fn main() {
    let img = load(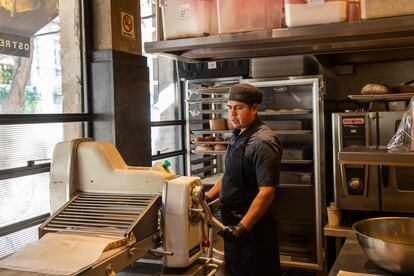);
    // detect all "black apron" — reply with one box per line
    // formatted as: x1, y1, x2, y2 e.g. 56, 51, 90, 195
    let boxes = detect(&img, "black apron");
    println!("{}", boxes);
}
220, 128, 280, 276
